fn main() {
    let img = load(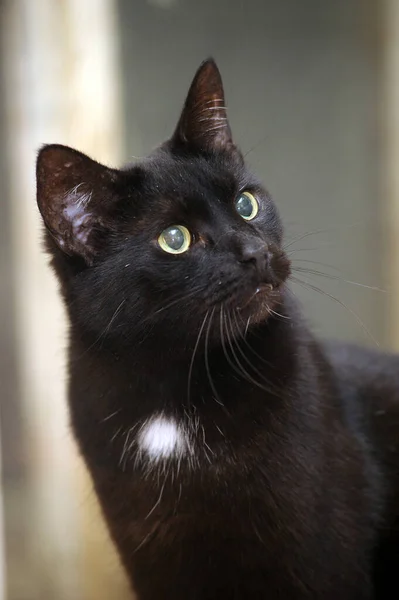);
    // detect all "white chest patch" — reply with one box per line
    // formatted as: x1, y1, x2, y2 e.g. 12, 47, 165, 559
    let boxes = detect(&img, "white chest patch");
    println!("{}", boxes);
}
138, 415, 189, 463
